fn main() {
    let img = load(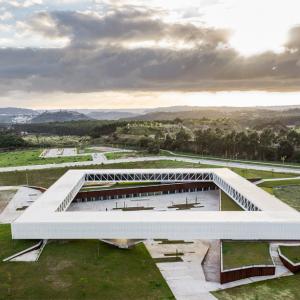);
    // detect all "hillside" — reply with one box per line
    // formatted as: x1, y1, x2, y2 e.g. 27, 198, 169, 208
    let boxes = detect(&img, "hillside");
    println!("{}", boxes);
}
125, 107, 300, 126
31, 111, 92, 123
87, 111, 138, 120
0, 107, 36, 115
